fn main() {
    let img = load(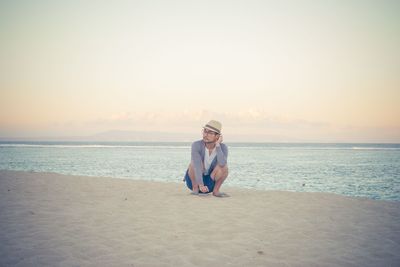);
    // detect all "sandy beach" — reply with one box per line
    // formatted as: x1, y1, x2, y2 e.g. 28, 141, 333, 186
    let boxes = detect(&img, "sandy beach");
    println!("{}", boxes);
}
0, 170, 399, 267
